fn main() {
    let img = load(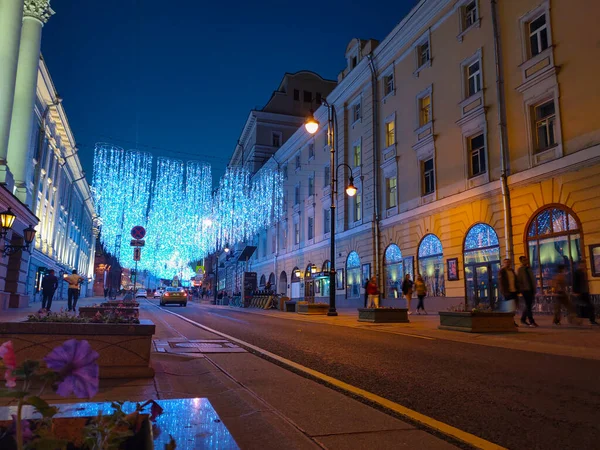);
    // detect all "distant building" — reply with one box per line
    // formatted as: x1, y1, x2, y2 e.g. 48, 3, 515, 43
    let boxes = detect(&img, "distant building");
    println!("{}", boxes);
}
223, 0, 600, 310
